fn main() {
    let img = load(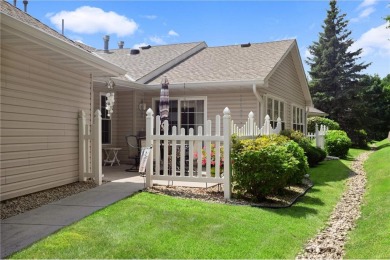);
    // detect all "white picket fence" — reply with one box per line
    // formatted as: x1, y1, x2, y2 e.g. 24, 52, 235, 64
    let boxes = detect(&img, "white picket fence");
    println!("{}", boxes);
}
79, 110, 102, 185
307, 124, 328, 150
145, 107, 232, 199
232, 112, 282, 137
